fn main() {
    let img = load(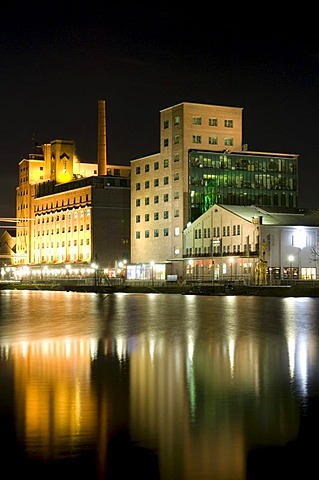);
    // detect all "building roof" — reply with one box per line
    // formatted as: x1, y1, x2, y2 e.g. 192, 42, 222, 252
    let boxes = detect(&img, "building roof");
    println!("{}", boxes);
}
220, 205, 319, 226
